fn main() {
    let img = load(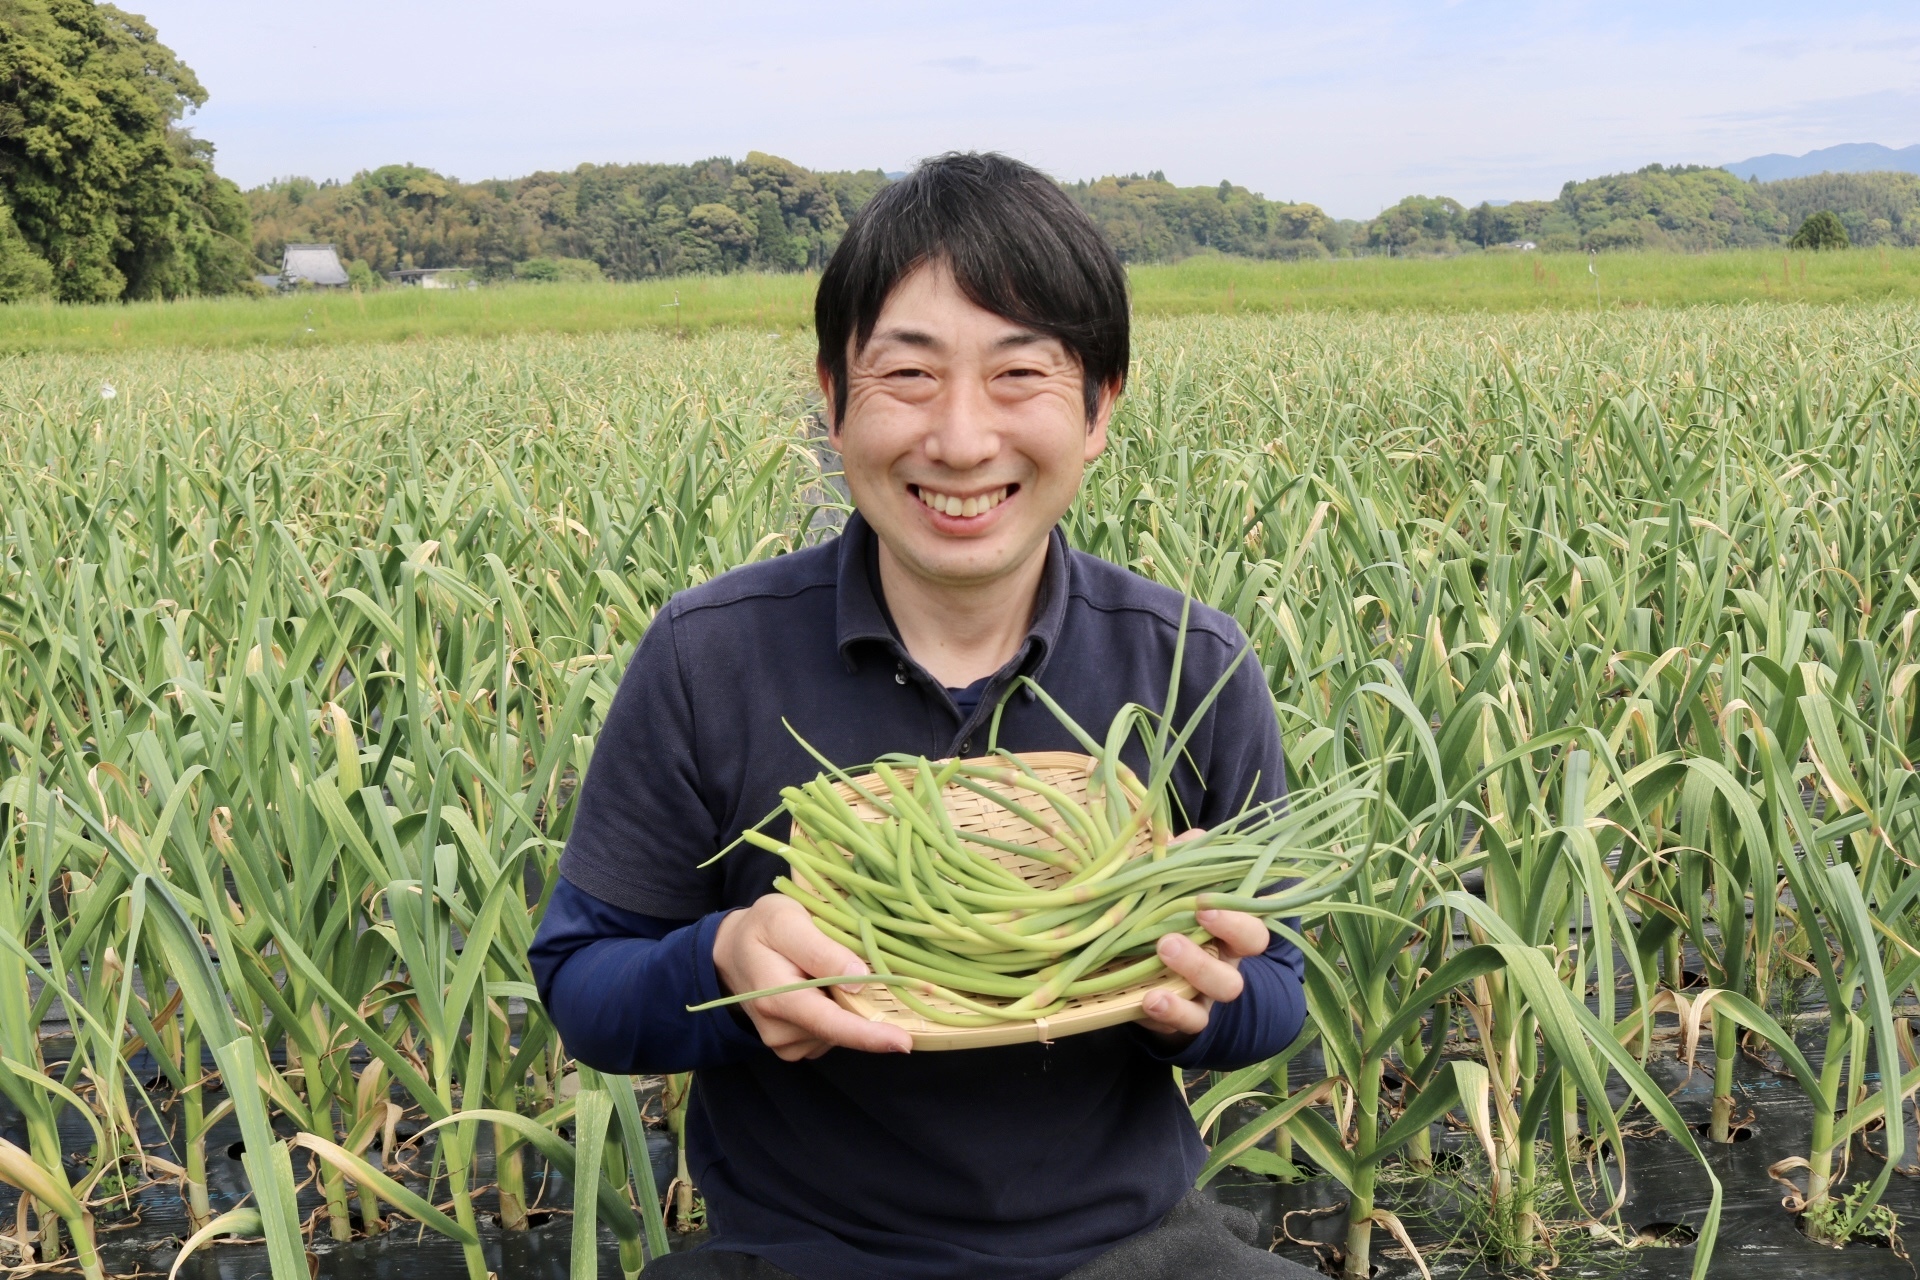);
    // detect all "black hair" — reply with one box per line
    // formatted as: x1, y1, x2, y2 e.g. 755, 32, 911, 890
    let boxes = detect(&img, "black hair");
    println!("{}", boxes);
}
814, 152, 1129, 426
